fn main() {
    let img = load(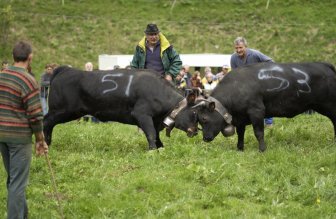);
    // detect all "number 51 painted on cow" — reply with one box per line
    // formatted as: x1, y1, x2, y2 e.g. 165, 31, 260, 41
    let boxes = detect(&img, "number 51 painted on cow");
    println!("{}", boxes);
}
101, 73, 134, 97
